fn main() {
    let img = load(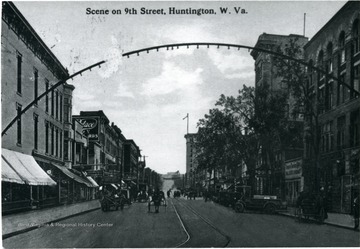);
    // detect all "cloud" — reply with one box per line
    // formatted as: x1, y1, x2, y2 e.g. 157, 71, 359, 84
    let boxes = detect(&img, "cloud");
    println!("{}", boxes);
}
97, 35, 123, 79
141, 61, 203, 96
207, 49, 254, 79
116, 83, 135, 98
